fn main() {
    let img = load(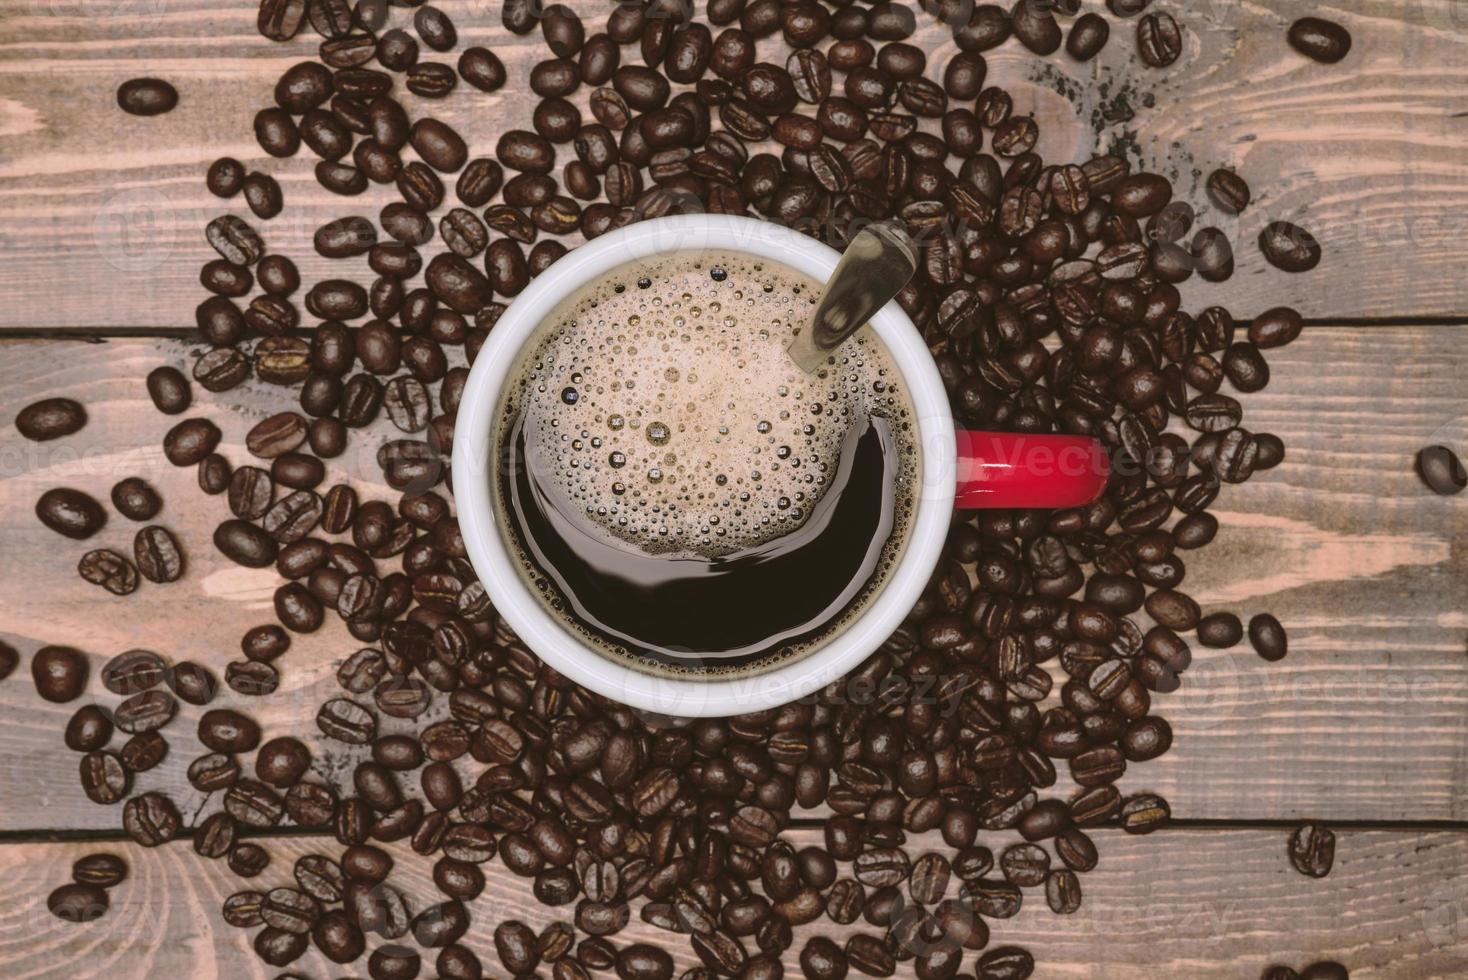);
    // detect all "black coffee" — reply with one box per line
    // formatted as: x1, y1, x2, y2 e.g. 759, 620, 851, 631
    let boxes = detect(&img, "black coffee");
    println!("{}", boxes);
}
493, 252, 918, 678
